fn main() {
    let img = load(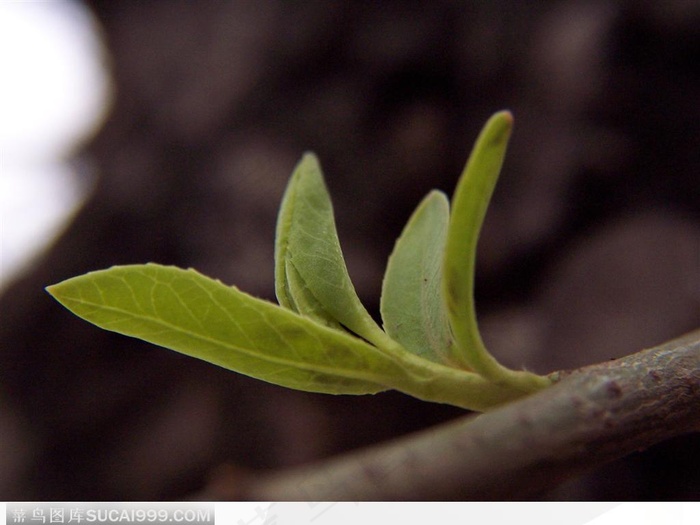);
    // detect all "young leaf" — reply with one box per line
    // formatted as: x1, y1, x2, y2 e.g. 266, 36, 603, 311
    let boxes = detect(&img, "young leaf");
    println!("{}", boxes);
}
443, 111, 549, 391
274, 156, 302, 311
46, 113, 558, 411
47, 264, 532, 411
275, 154, 345, 332
380, 191, 453, 365
274, 153, 387, 346
47, 264, 393, 395
284, 258, 343, 330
